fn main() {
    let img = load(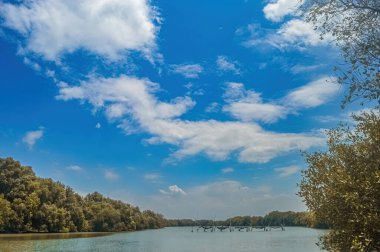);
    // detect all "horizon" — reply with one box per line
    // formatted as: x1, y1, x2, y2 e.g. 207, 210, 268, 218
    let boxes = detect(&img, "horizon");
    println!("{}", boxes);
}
0, 0, 364, 219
